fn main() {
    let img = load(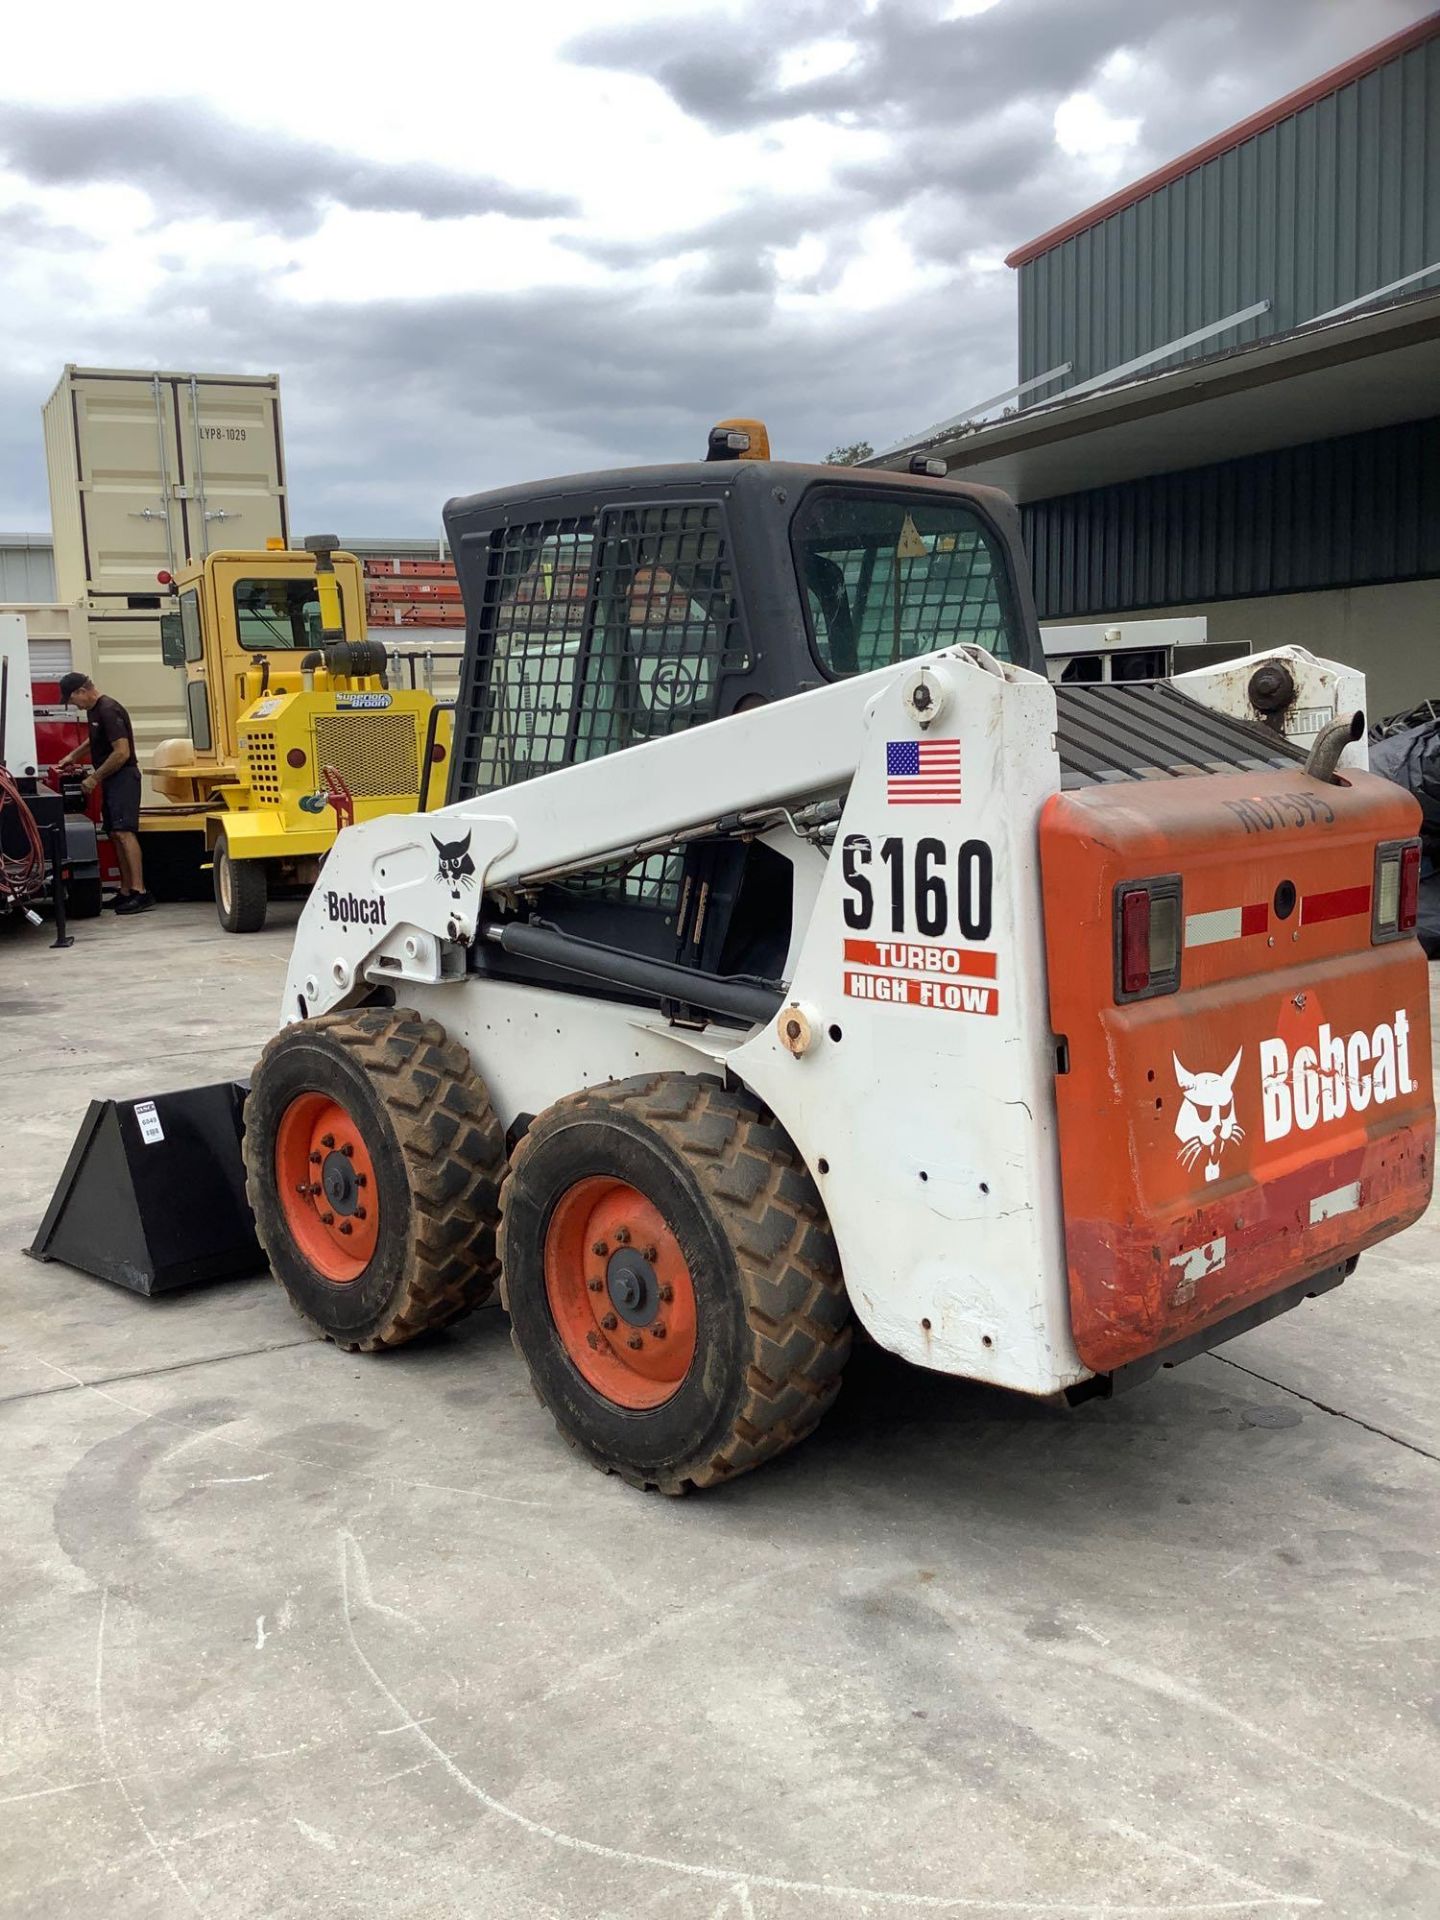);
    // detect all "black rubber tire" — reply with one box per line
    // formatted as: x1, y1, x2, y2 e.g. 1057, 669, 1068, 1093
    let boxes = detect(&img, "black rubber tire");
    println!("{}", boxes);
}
214, 834, 268, 933
64, 877, 103, 919
244, 1008, 506, 1350
500, 1073, 851, 1493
